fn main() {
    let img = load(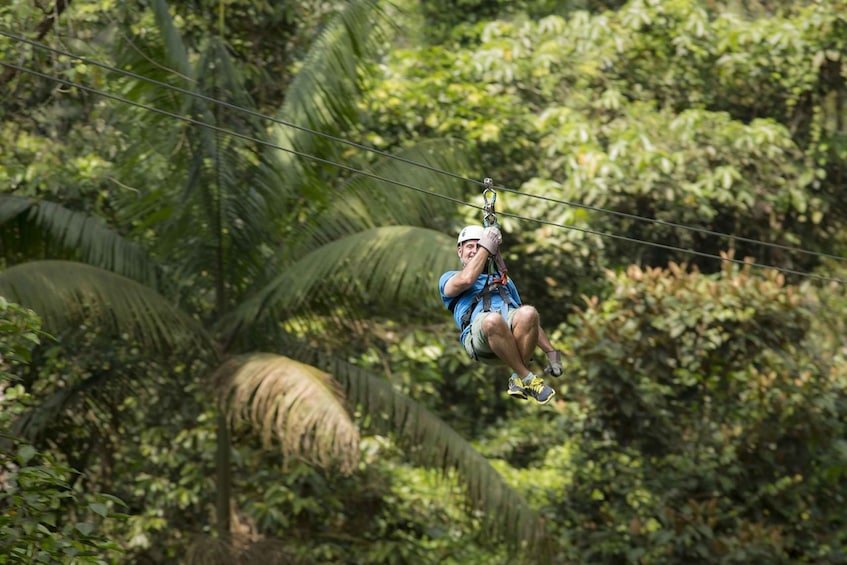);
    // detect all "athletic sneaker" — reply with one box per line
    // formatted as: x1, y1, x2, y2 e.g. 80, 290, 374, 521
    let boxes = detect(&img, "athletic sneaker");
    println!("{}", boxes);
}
507, 373, 528, 400
522, 373, 556, 405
